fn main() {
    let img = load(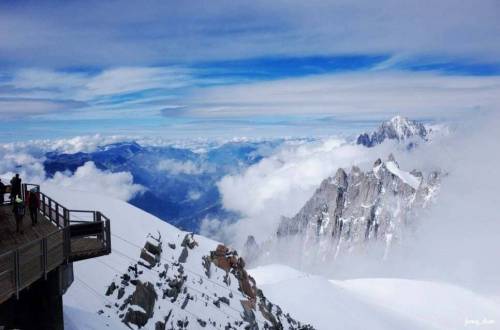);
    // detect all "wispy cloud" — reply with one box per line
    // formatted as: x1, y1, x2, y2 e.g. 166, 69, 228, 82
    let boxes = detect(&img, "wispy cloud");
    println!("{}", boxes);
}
0, 98, 87, 118
182, 71, 500, 121
0, 1, 499, 139
0, 66, 194, 118
0, 1, 499, 67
